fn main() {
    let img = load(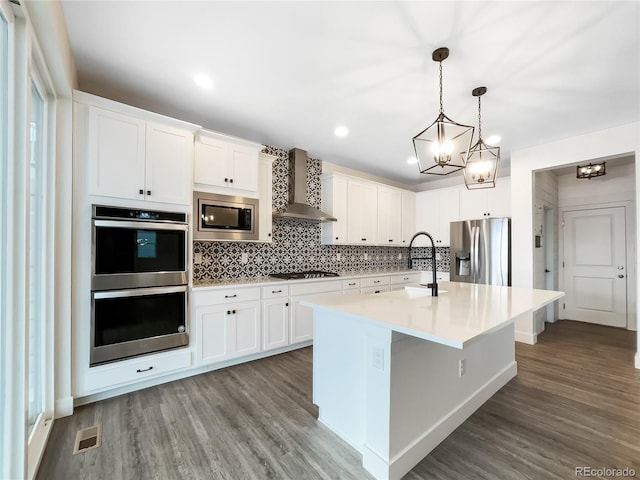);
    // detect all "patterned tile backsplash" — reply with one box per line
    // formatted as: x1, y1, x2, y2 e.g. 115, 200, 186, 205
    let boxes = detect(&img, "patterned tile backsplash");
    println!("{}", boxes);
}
192, 145, 450, 281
